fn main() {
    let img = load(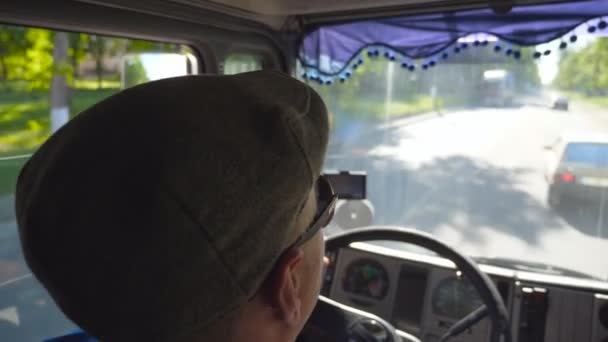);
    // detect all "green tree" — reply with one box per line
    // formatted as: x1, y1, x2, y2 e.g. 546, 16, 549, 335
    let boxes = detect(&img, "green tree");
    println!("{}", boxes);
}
68, 33, 89, 80
0, 27, 55, 90
0, 25, 27, 84
89, 35, 107, 89
555, 38, 608, 96
22, 28, 54, 90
